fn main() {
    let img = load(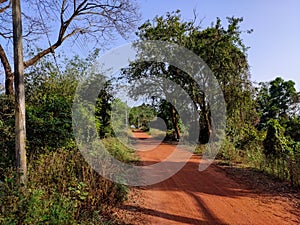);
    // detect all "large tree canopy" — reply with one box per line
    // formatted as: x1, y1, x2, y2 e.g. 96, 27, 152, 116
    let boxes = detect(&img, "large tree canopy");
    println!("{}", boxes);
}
122, 11, 253, 143
256, 77, 298, 128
